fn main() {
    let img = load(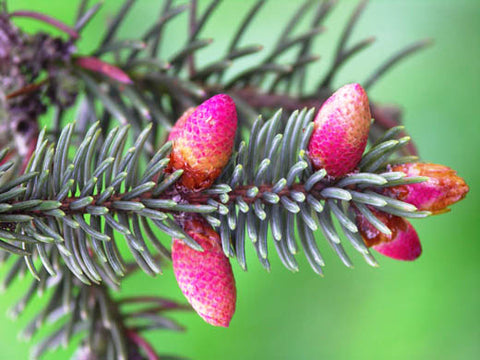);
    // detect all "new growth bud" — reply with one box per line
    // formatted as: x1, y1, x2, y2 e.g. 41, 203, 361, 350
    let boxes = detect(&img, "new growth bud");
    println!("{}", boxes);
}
384, 163, 469, 214
172, 218, 236, 327
356, 208, 422, 261
308, 83, 371, 177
